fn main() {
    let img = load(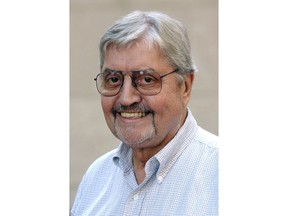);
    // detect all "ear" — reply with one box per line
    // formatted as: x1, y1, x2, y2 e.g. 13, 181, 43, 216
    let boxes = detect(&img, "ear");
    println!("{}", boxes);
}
182, 73, 194, 106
